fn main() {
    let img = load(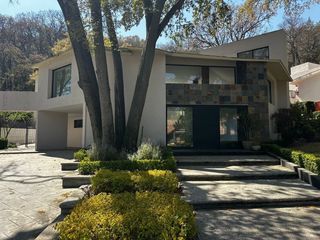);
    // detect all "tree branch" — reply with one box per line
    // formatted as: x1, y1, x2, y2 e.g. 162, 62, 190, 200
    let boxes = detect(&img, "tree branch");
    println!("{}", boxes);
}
157, 0, 185, 37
